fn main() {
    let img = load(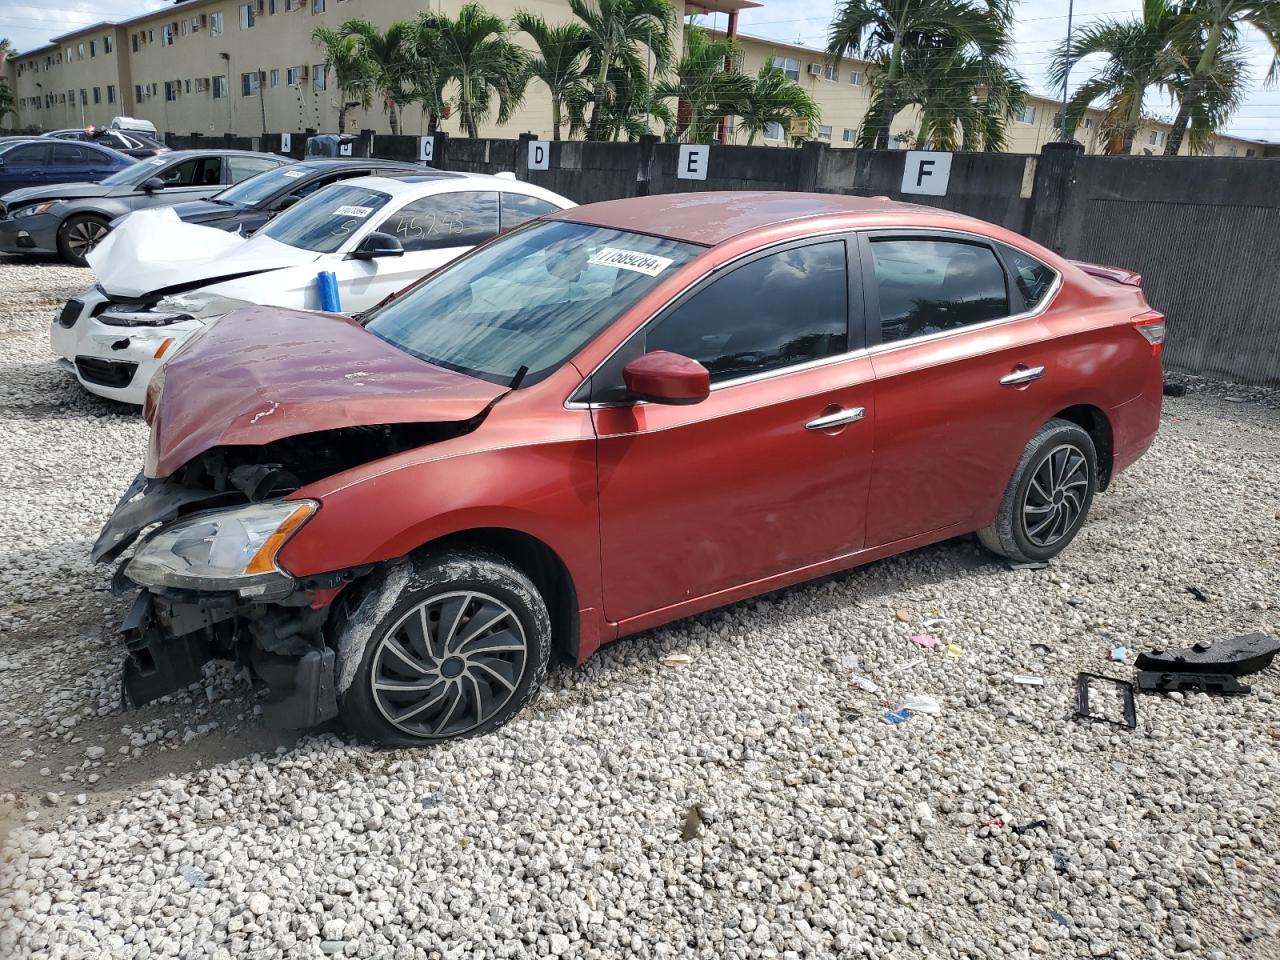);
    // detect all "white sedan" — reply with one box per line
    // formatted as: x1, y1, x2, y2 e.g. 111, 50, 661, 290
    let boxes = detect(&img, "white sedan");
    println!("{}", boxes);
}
49, 171, 575, 404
